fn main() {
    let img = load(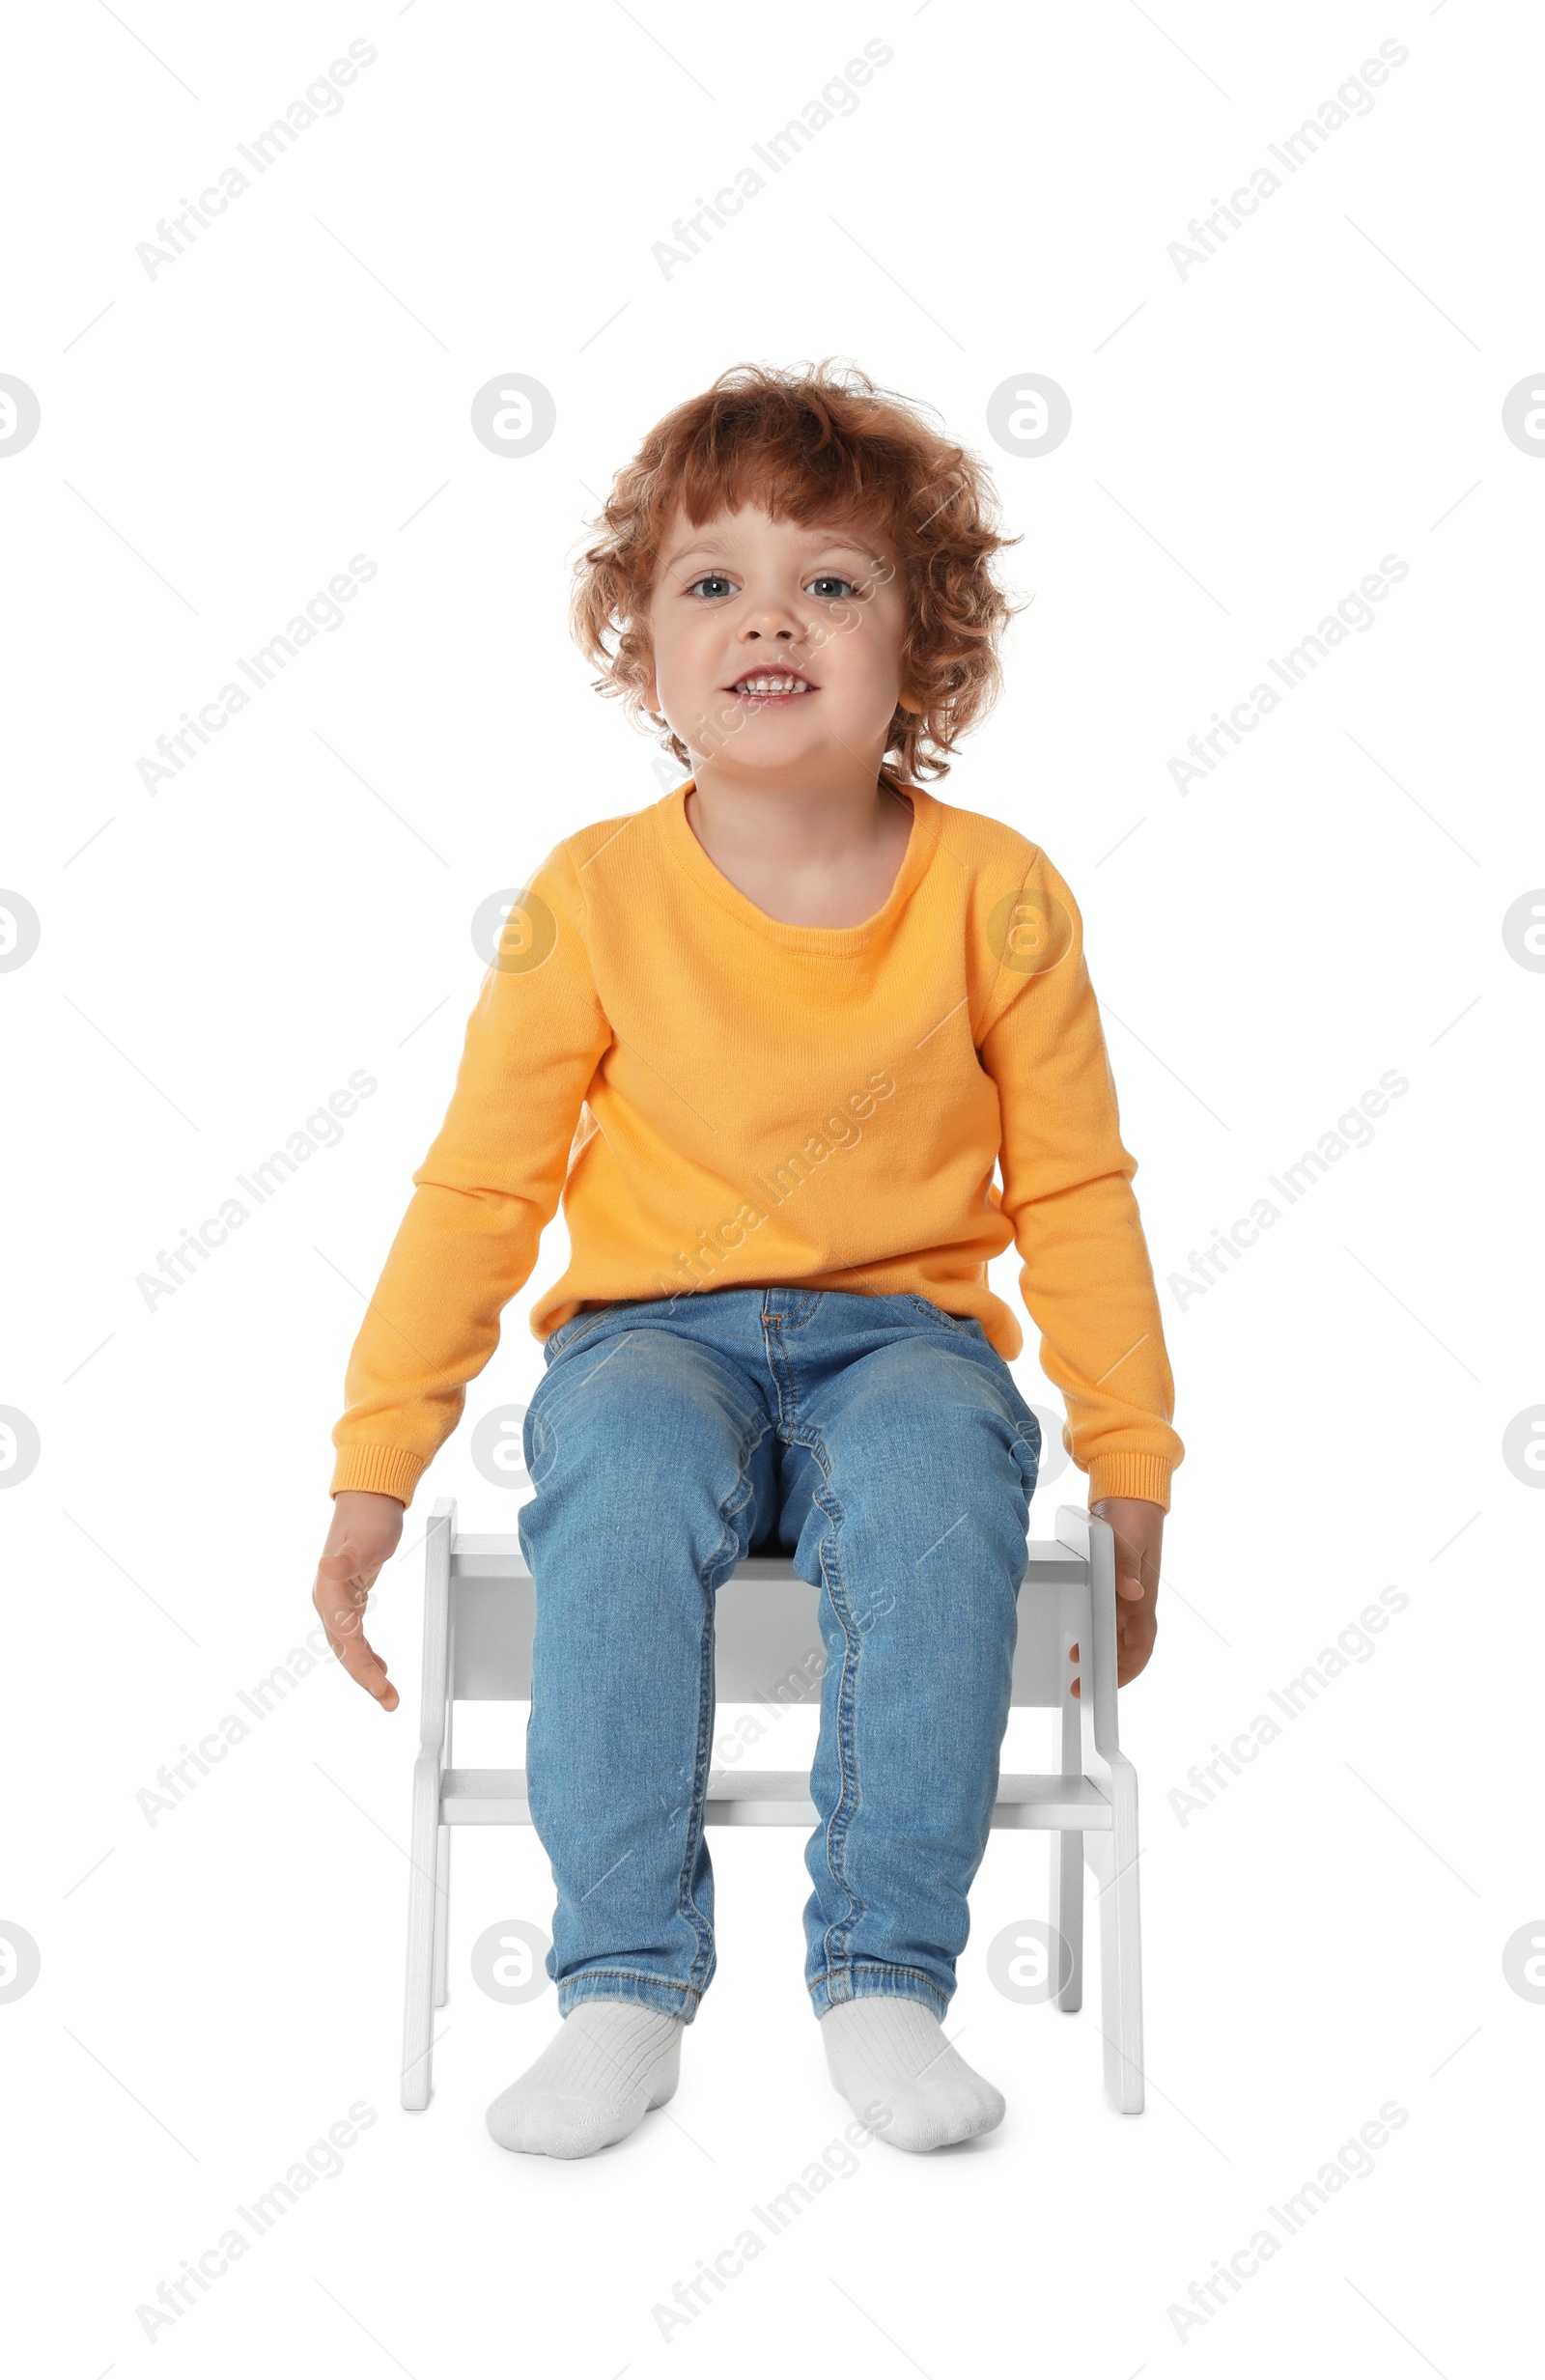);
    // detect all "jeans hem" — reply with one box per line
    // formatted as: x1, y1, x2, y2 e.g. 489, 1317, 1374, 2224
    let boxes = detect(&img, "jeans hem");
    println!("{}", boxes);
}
807, 1962, 950, 2021
555, 1970, 706, 2022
